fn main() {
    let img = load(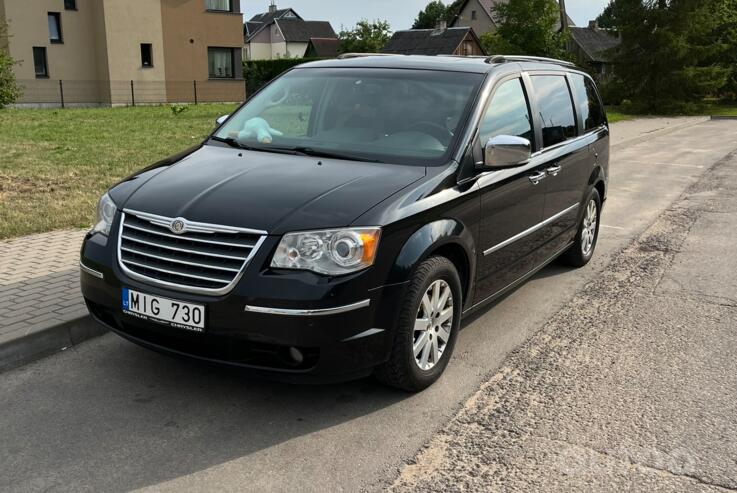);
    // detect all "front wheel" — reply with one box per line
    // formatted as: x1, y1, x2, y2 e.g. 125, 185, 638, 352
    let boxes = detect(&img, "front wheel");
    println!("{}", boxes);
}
375, 256, 462, 392
560, 189, 601, 268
